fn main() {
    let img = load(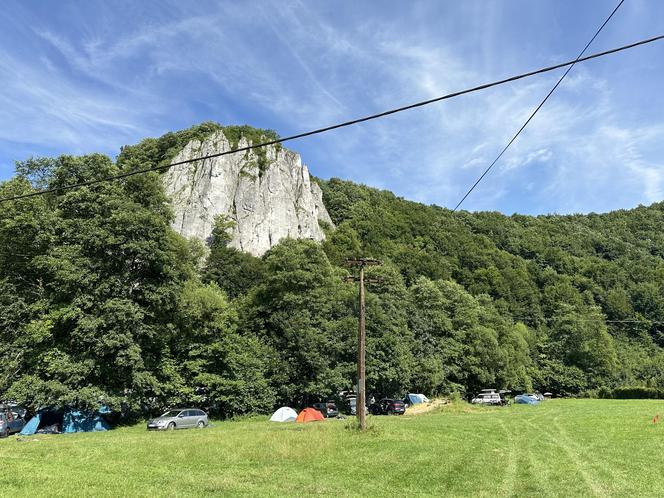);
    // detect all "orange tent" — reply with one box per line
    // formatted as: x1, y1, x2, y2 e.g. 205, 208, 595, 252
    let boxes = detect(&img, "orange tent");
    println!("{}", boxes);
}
295, 407, 325, 423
